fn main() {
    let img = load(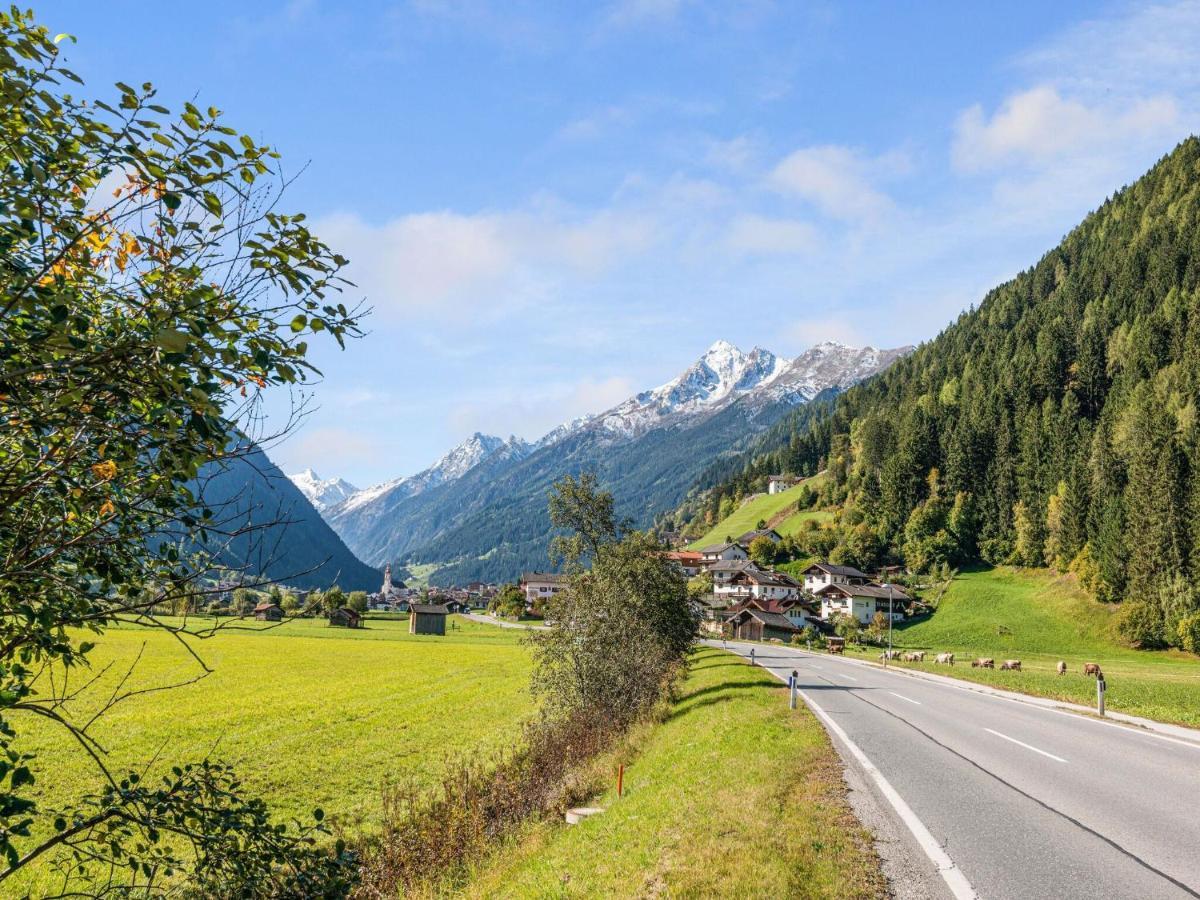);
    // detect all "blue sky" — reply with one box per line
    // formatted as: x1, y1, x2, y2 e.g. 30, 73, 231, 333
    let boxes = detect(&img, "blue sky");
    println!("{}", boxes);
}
52, 1, 1200, 485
